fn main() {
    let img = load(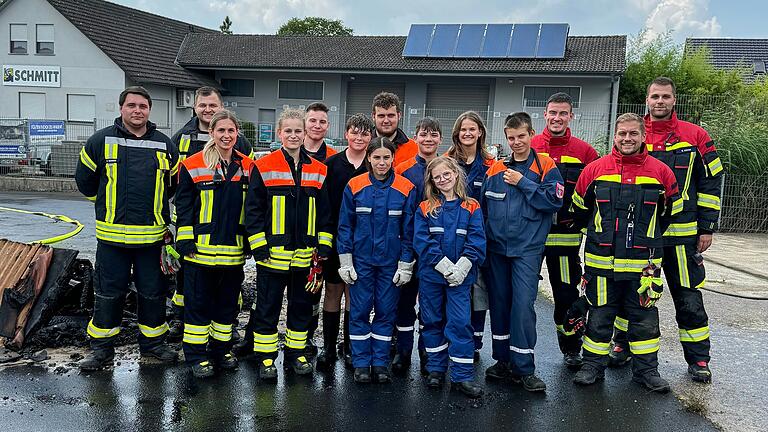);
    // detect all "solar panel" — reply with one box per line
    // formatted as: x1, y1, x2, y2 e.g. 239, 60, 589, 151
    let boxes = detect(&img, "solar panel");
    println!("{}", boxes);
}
402, 24, 434, 57
454, 24, 485, 58
429, 24, 460, 57
481, 24, 513, 58
536, 23, 569, 58
509, 24, 540, 58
